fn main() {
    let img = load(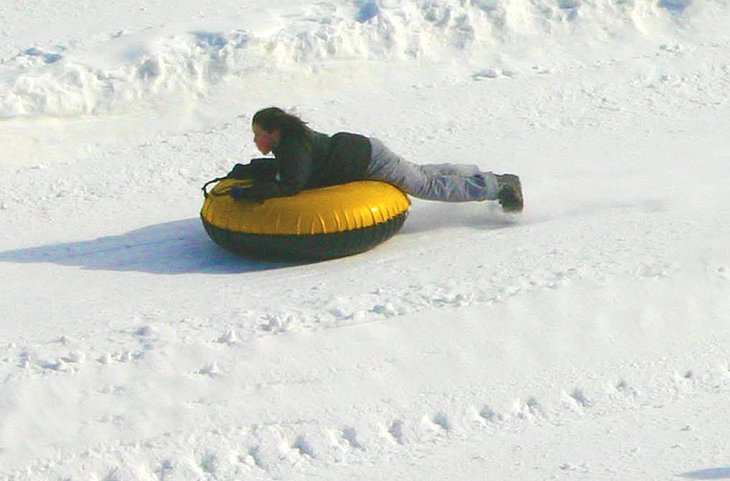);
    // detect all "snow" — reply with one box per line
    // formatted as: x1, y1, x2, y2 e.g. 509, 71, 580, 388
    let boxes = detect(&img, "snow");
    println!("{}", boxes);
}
2, 0, 730, 479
